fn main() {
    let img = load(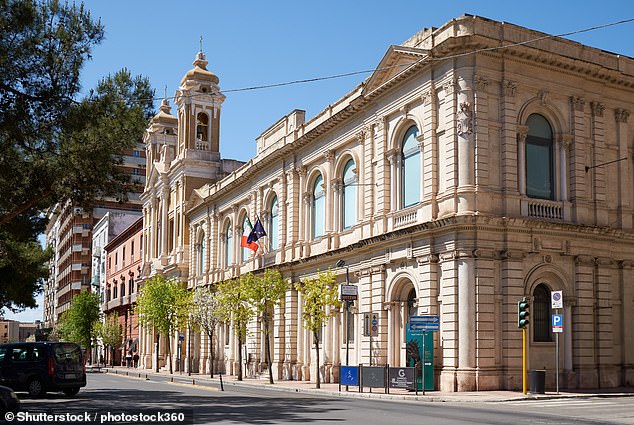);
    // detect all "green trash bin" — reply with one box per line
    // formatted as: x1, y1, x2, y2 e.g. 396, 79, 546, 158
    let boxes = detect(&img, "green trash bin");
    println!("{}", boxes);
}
529, 370, 546, 394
